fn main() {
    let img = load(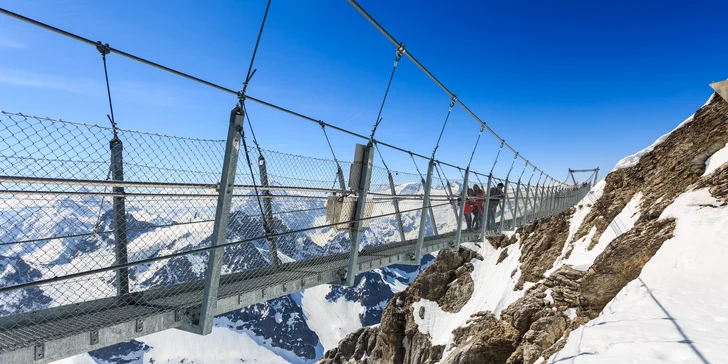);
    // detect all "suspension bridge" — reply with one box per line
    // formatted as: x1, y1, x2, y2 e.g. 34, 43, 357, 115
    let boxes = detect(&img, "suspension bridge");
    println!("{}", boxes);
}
0, 2, 594, 363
